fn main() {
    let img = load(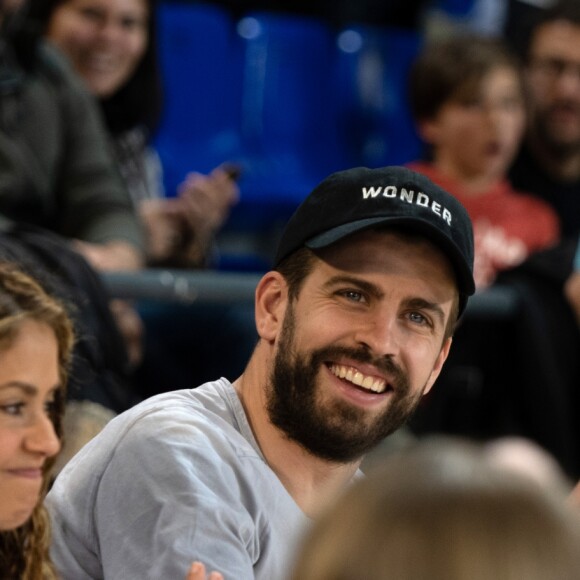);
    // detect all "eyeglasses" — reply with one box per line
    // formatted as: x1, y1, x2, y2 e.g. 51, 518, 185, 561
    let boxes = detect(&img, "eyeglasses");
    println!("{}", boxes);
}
529, 56, 580, 82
